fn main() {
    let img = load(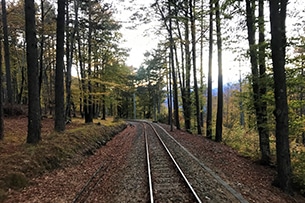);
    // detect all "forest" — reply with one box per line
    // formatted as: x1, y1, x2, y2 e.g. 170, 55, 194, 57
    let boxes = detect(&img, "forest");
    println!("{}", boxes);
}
0, 0, 304, 197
